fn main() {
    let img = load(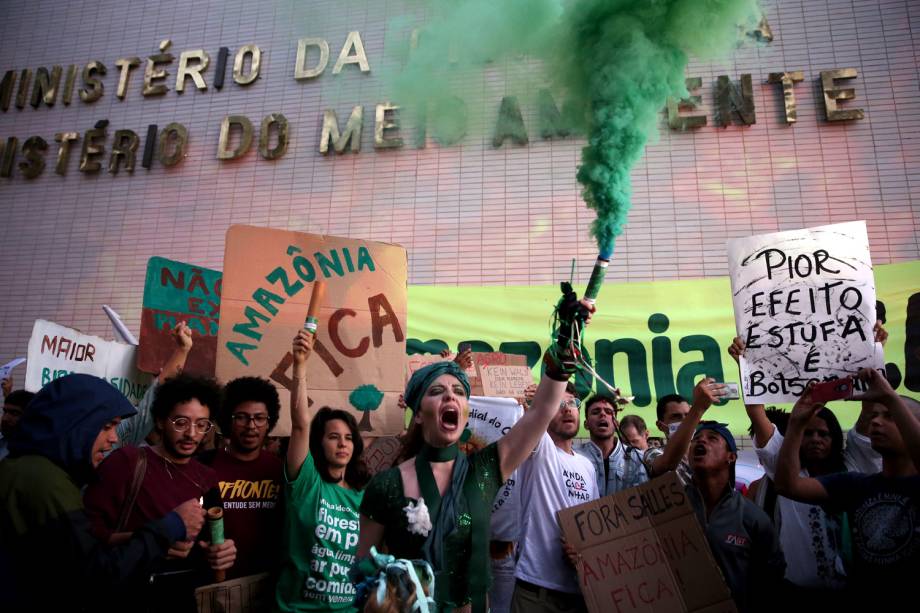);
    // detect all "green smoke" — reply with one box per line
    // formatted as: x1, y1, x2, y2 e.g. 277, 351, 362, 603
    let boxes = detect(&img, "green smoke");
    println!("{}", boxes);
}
384, 0, 759, 253
551, 0, 759, 254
